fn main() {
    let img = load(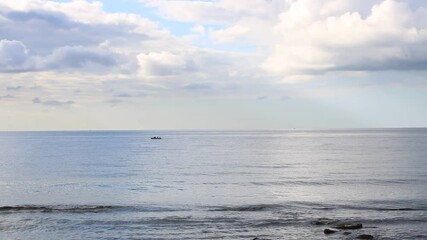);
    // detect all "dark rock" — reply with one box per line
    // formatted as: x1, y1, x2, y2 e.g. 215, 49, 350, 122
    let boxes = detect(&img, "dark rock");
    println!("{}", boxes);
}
324, 228, 337, 234
334, 223, 363, 230
343, 231, 352, 235
356, 234, 374, 239
311, 218, 335, 225
312, 221, 326, 225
